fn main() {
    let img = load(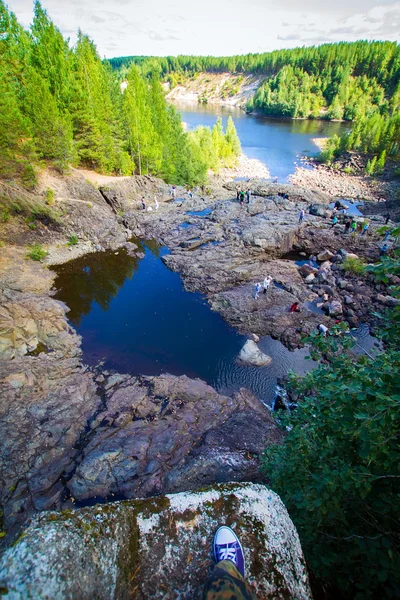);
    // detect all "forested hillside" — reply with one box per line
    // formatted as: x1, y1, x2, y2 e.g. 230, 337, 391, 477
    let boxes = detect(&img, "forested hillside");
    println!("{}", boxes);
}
0, 1, 241, 188
110, 42, 400, 161
109, 41, 399, 119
